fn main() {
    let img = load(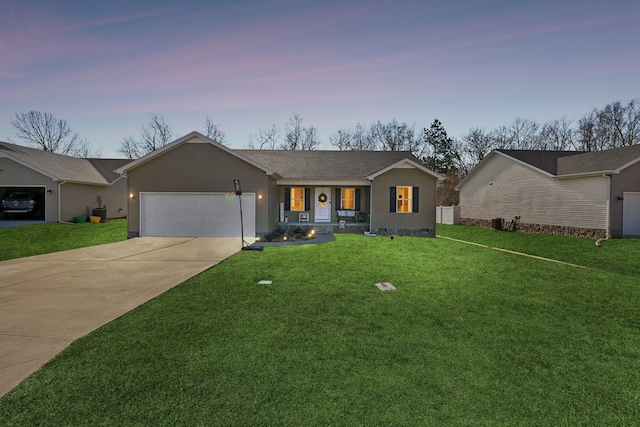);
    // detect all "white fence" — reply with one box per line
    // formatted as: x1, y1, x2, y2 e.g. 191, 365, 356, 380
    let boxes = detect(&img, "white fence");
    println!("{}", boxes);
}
436, 205, 460, 224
